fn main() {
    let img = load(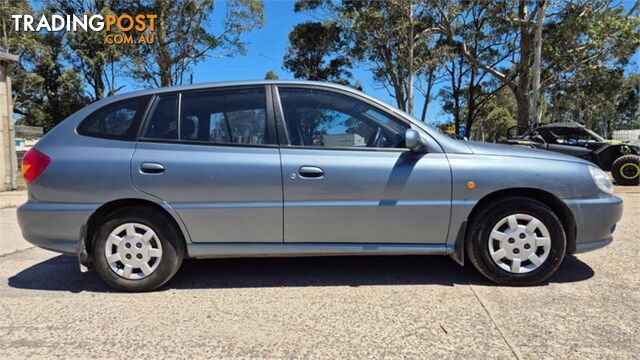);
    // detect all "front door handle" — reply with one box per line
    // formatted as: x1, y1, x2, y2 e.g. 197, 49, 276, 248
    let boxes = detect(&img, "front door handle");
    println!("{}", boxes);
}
140, 162, 165, 174
298, 166, 324, 179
